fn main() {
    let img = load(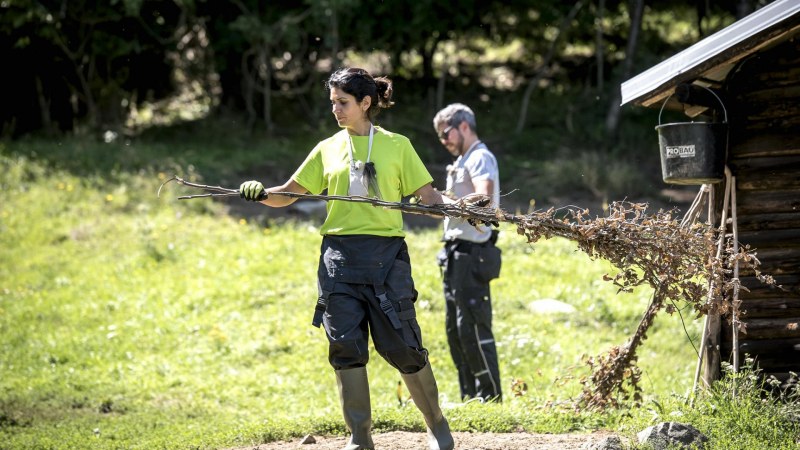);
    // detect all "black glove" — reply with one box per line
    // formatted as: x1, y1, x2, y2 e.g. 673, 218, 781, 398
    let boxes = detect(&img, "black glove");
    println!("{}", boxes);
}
239, 180, 267, 201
